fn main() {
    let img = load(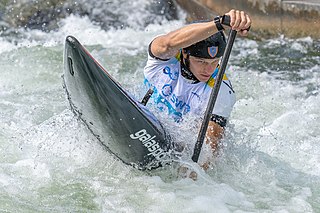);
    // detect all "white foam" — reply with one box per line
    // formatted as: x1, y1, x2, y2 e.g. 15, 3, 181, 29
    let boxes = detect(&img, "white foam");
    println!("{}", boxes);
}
0, 38, 17, 54
0, 5, 319, 211
14, 159, 51, 179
